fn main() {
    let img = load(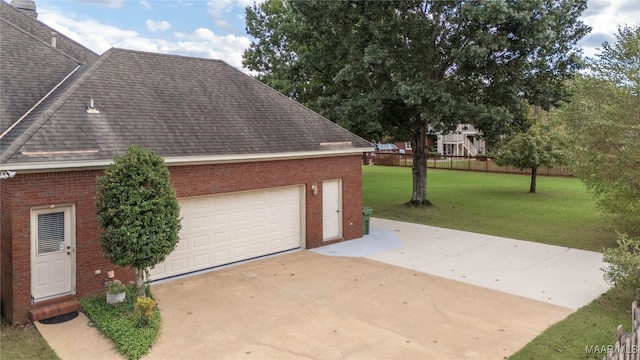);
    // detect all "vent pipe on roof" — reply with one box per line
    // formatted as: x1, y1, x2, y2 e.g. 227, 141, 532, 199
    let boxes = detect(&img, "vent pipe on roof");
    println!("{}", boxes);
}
51, 32, 57, 48
87, 99, 100, 114
10, 0, 37, 18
